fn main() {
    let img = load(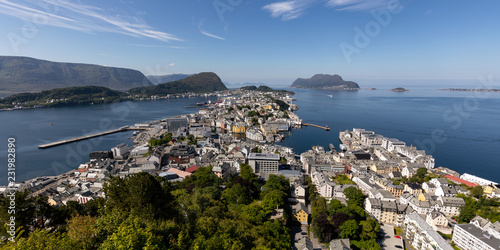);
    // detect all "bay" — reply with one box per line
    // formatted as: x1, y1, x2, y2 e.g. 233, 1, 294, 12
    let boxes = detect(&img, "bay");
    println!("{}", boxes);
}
1, 88, 500, 185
